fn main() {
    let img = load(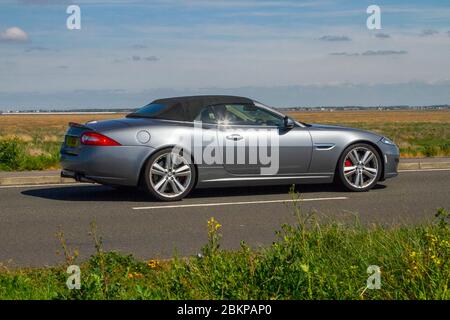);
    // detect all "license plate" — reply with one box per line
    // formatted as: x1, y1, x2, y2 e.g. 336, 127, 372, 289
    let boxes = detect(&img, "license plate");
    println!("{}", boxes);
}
65, 135, 79, 148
